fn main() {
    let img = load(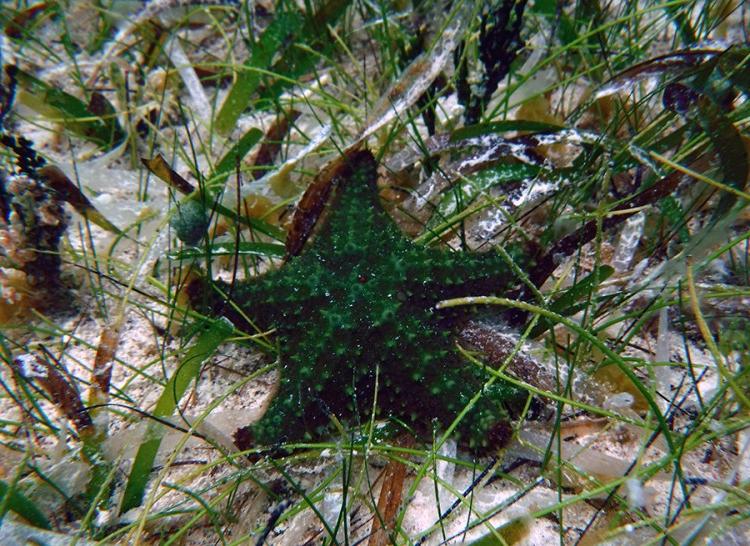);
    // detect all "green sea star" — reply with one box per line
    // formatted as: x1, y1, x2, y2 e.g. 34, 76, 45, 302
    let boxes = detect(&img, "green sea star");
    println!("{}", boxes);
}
197, 149, 526, 449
